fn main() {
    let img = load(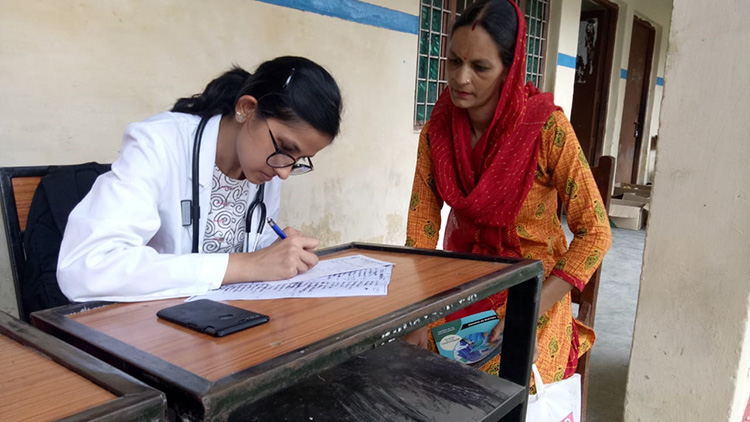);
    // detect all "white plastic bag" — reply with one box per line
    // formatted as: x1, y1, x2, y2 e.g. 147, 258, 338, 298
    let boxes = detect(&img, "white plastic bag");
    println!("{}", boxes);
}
525, 364, 581, 422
